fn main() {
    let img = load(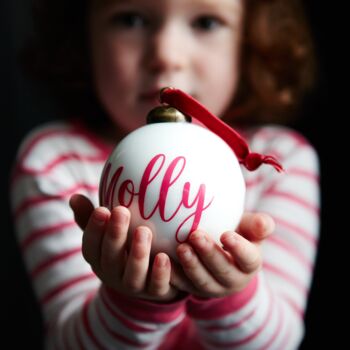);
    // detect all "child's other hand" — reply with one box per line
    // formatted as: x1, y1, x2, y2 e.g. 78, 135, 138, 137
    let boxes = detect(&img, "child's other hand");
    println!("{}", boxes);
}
176, 213, 275, 298
69, 194, 184, 303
